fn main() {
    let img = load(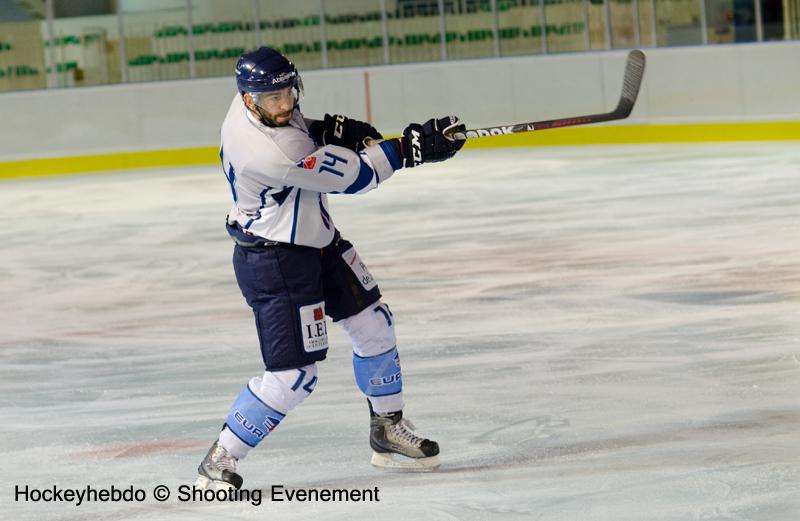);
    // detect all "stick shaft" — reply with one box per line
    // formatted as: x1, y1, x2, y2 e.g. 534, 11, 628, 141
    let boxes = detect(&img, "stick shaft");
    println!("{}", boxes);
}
447, 49, 646, 140
364, 50, 645, 147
